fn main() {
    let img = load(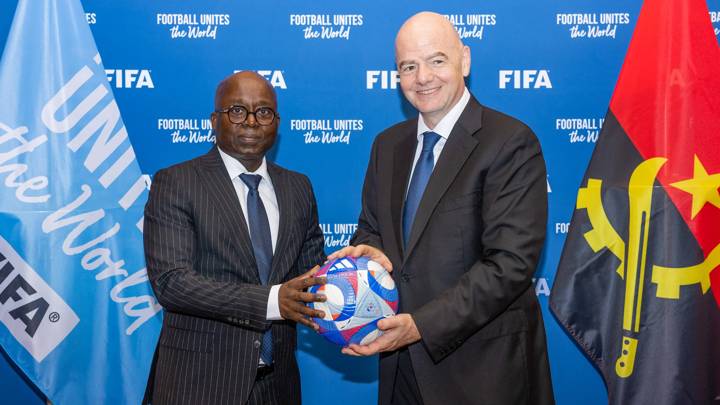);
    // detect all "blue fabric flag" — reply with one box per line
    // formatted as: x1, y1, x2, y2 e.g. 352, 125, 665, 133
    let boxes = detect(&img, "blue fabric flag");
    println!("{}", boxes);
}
0, 1, 161, 403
